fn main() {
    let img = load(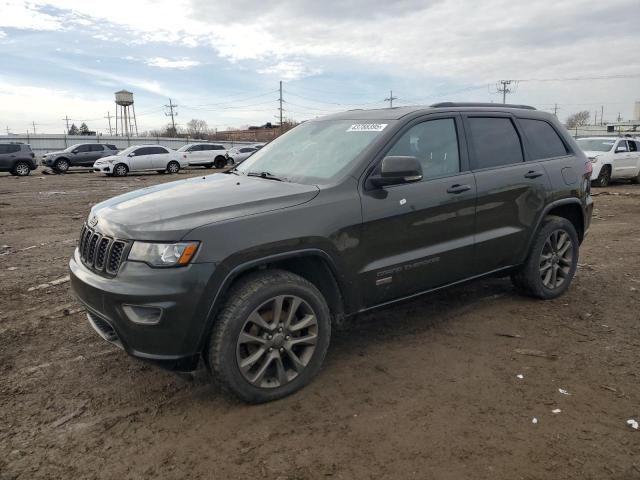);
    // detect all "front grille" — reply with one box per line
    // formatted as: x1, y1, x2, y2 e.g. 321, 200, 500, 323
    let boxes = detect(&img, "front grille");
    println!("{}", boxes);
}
78, 224, 129, 276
